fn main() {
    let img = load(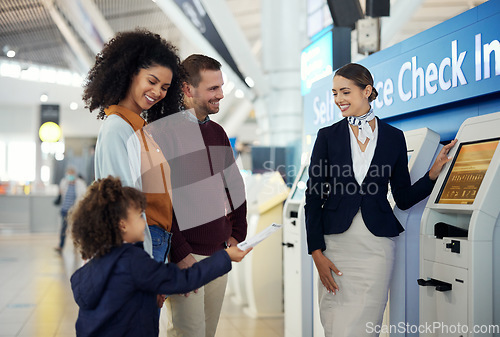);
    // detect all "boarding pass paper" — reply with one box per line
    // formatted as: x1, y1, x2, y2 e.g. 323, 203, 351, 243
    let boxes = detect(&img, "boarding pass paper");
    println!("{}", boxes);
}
237, 223, 283, 250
